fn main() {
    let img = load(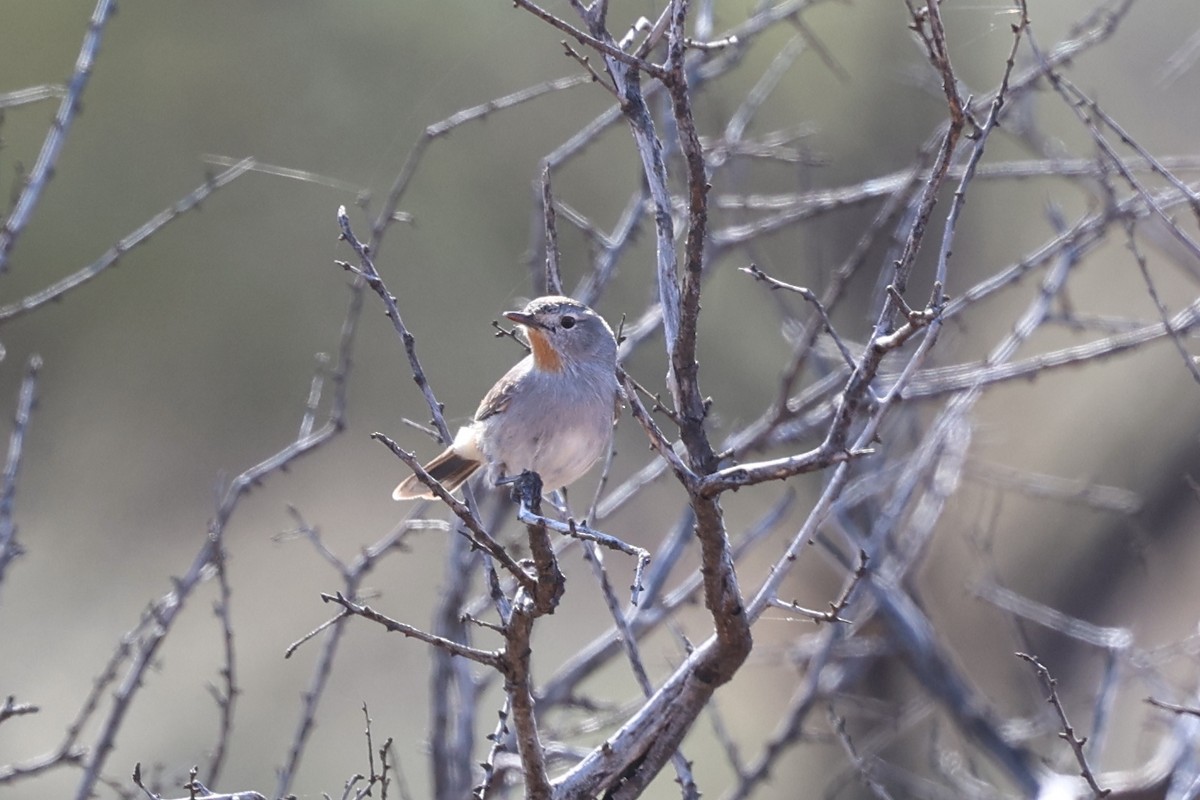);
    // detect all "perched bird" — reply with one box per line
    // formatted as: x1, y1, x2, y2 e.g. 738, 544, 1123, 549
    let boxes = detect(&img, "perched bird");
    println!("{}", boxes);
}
393, 295, 620, 500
